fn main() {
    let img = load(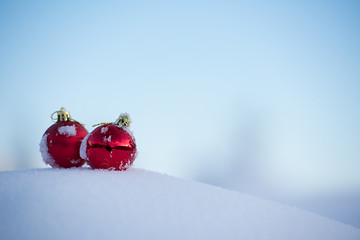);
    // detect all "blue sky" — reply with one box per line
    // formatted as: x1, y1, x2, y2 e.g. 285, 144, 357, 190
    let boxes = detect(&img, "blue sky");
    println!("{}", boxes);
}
0, 0, 359, 195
